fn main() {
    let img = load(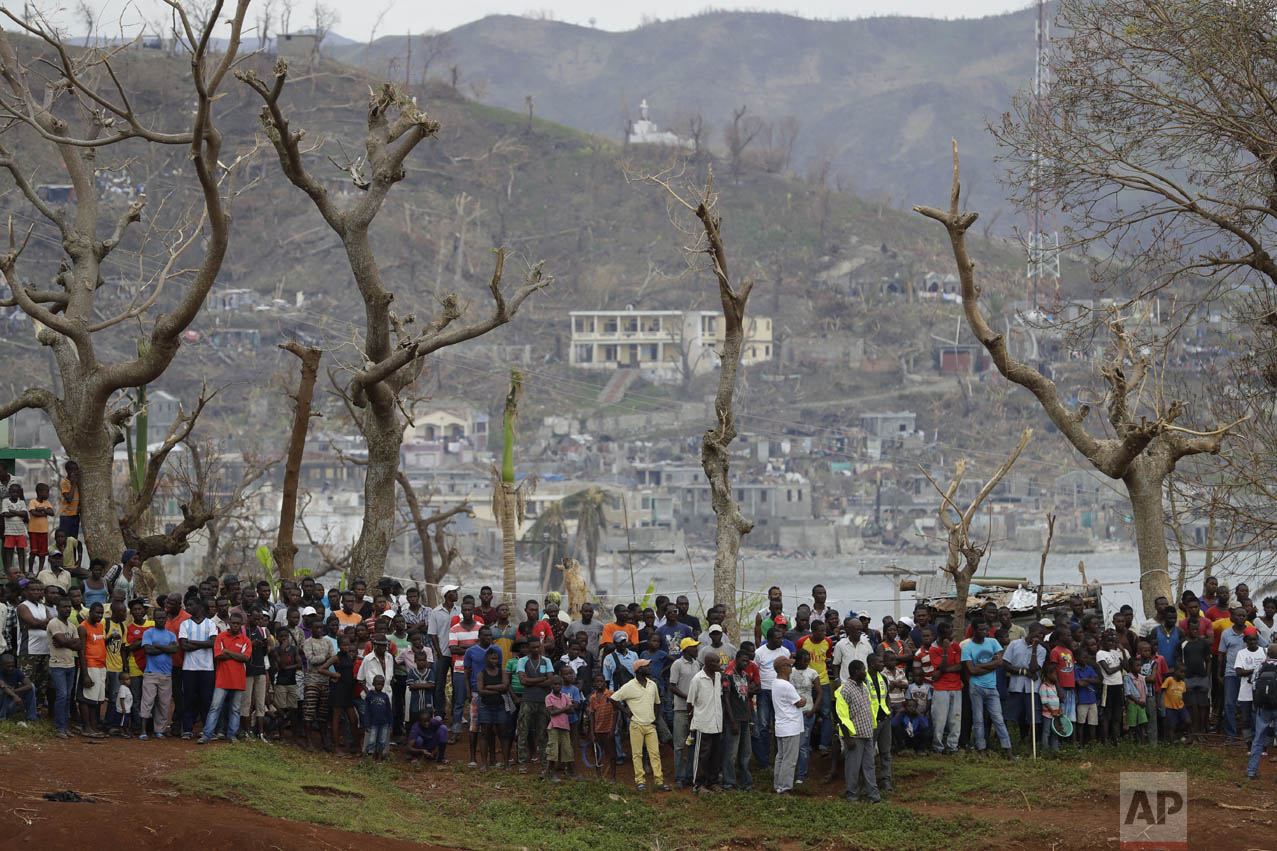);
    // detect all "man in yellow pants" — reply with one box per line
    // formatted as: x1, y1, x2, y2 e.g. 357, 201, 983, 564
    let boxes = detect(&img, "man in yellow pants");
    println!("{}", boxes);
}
611, 658, 670, 791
